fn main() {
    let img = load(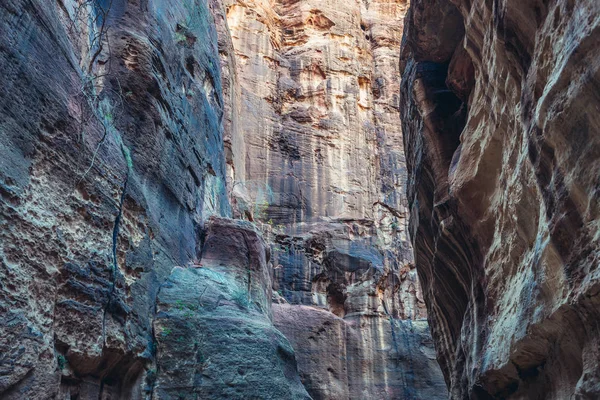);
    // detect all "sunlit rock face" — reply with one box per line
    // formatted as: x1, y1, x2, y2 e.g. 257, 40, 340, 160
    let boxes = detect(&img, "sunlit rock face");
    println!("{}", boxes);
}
225, 0, 409, 225
0, 0, 447, 398
222, 0, 447, 398
400, 0, 600, 398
